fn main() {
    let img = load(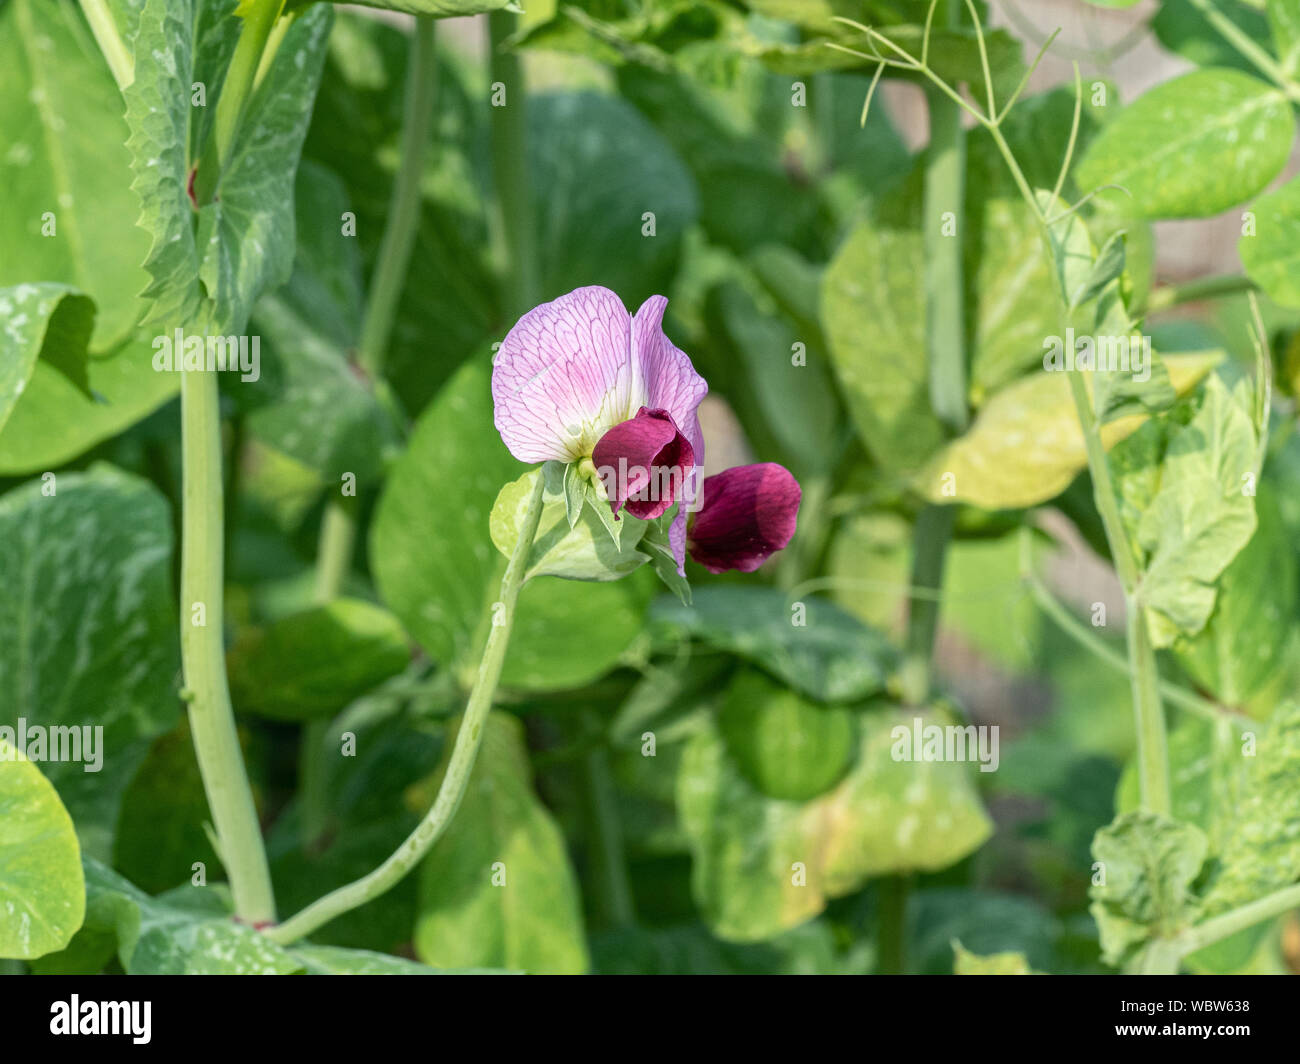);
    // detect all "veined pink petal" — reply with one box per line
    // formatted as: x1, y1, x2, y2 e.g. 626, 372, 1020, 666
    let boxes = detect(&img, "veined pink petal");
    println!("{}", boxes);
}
687, 463, 801, 574
592, 408, 695, 521
492, 286, 638, 462
632, 295, 707, 468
